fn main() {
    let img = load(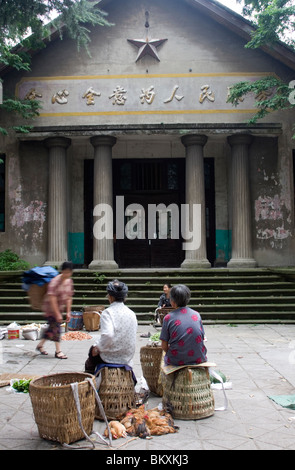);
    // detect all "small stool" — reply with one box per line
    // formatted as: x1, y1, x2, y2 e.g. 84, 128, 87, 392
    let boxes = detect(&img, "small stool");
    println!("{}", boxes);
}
162, 366, 215, 420
95, 367, 136, 420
